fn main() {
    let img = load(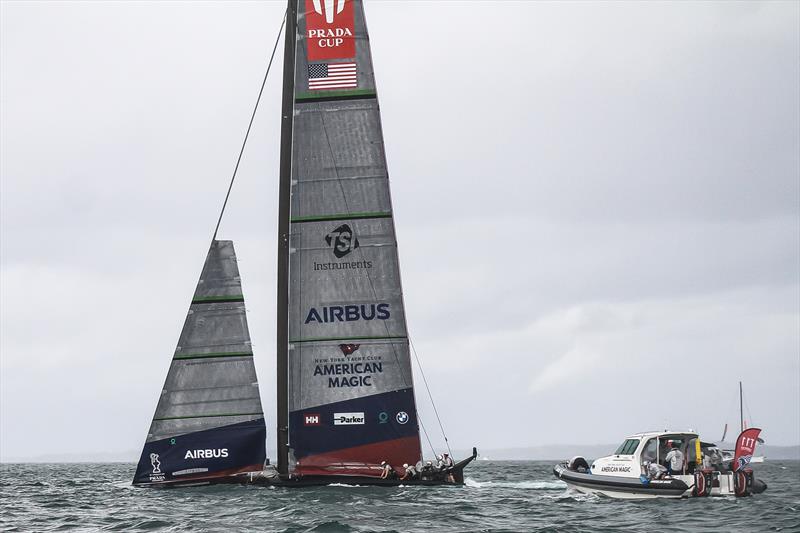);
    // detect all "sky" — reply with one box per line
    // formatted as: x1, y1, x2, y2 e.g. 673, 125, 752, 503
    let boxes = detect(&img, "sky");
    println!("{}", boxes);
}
1, 0, 798, 461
